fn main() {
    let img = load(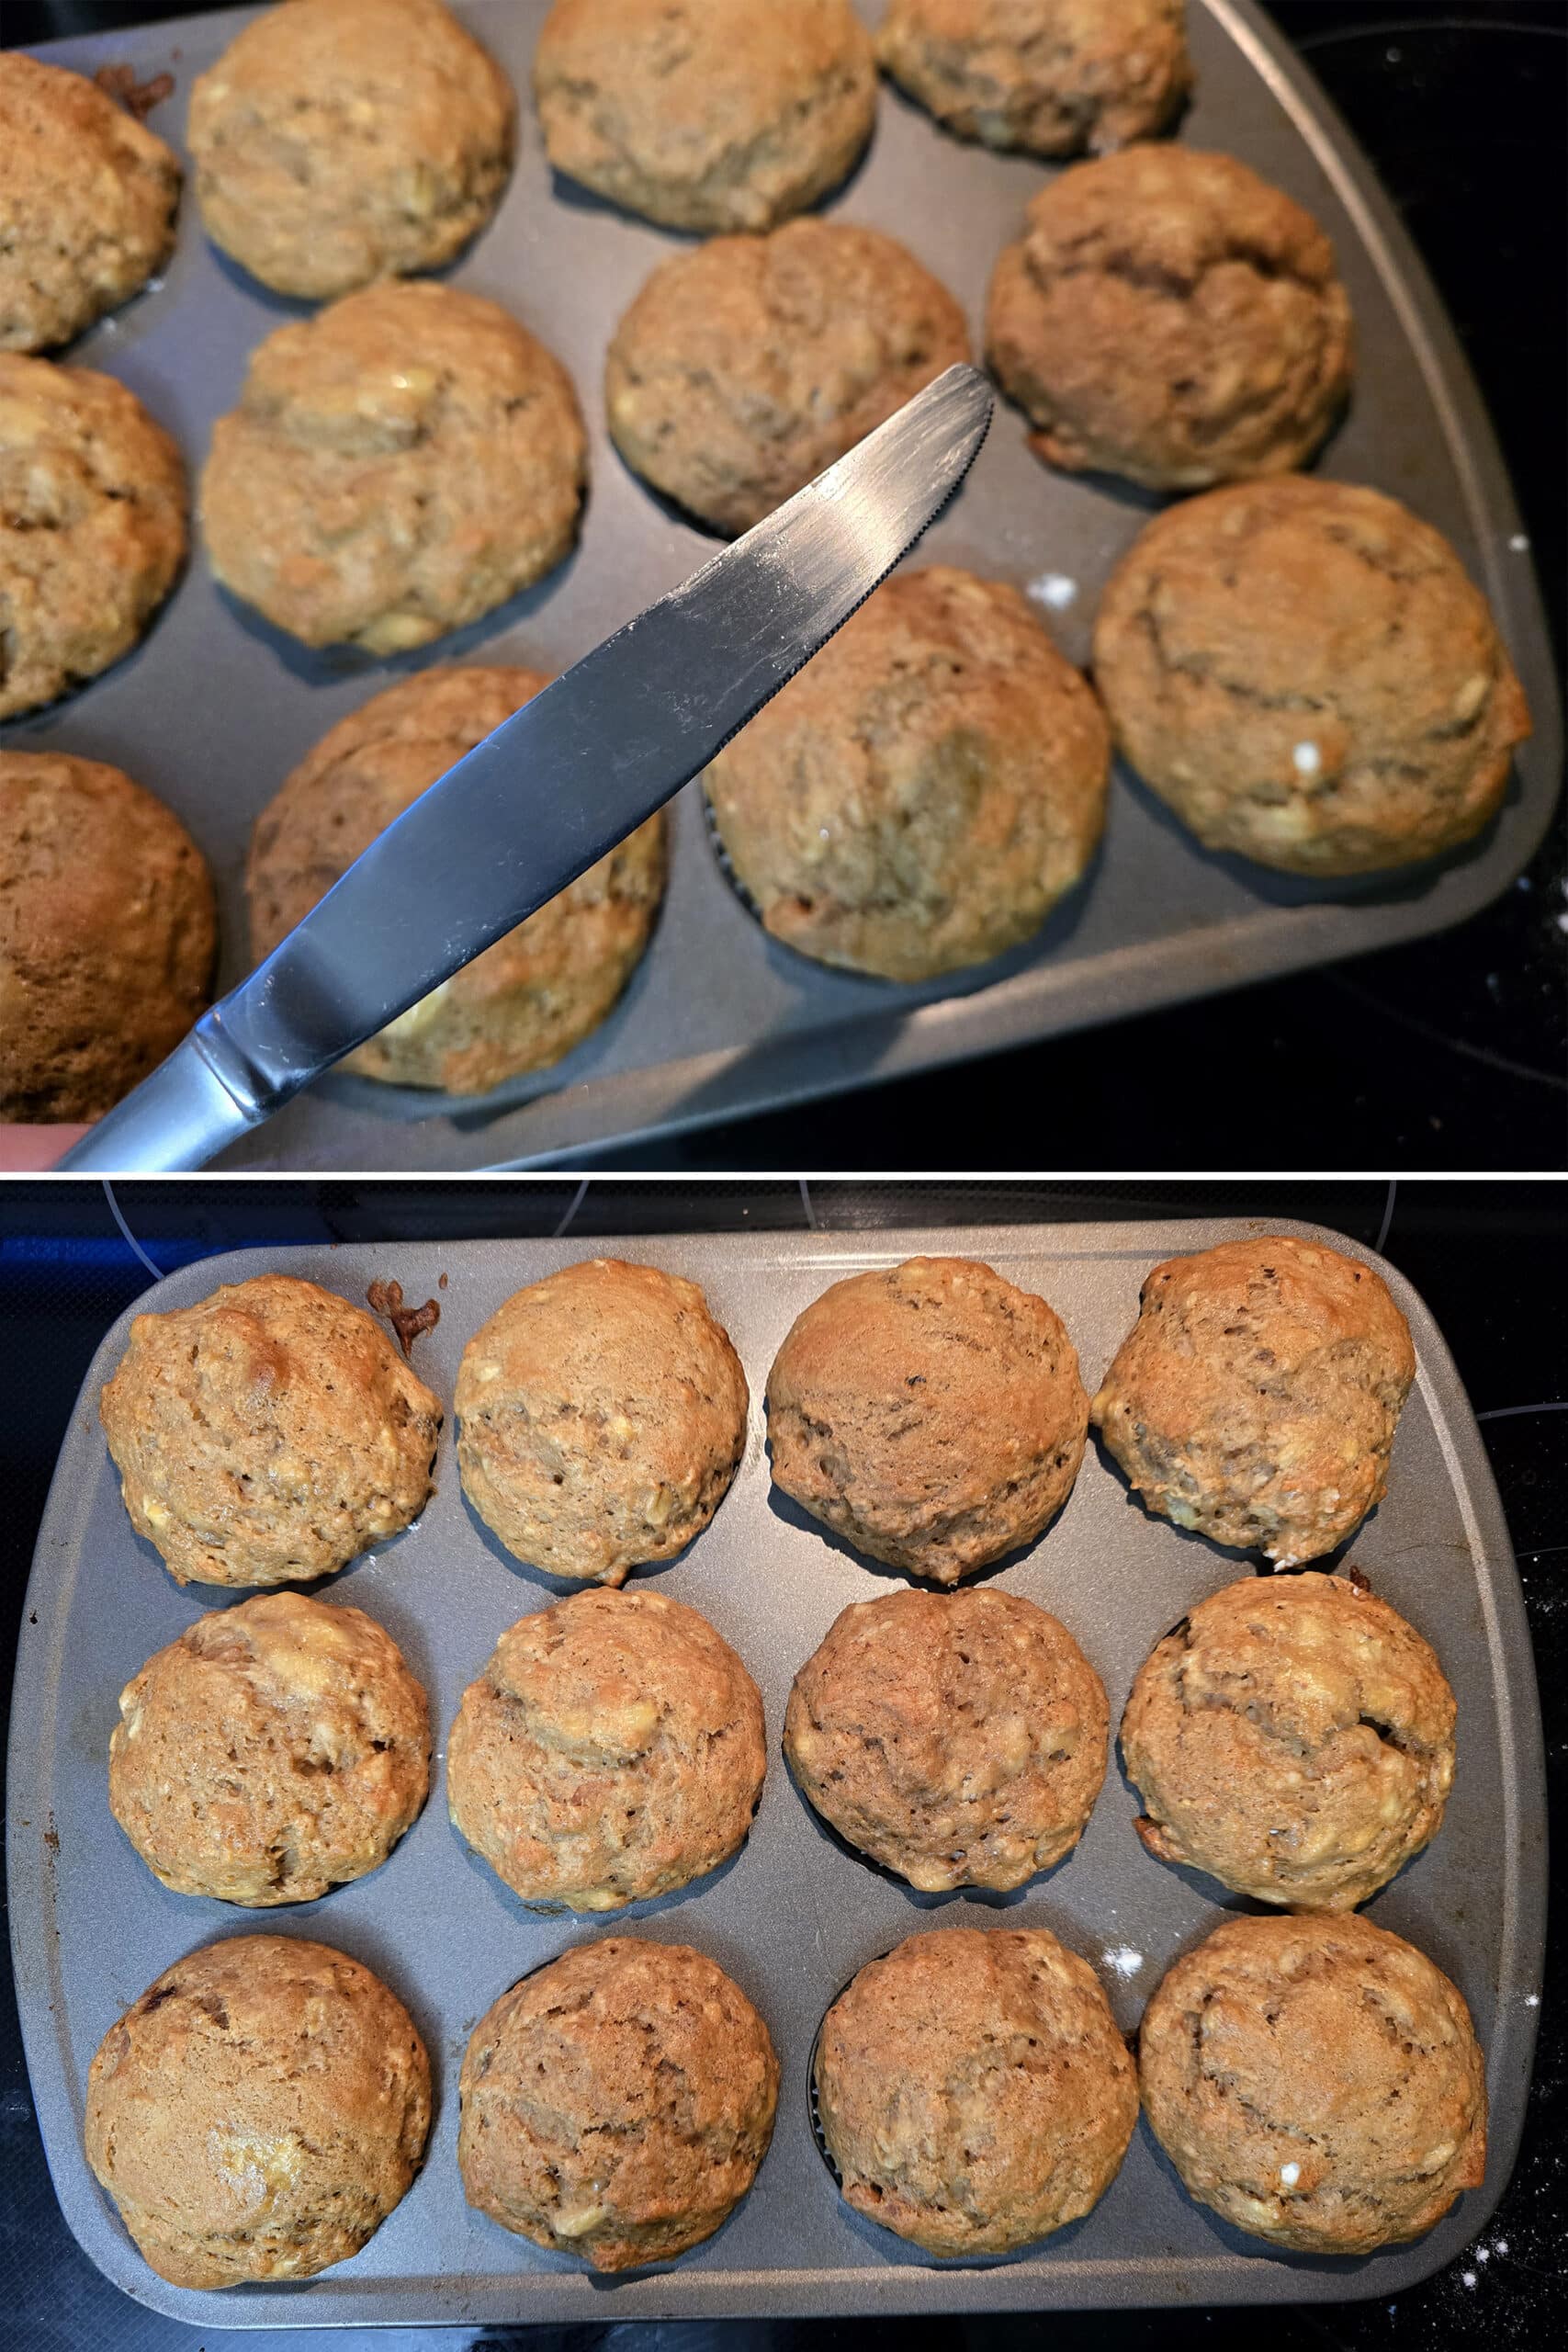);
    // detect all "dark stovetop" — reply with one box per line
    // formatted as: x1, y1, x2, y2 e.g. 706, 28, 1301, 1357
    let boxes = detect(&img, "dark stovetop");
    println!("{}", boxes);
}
6, 0, 1565, 1170
0, 1177, 1562, 2351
